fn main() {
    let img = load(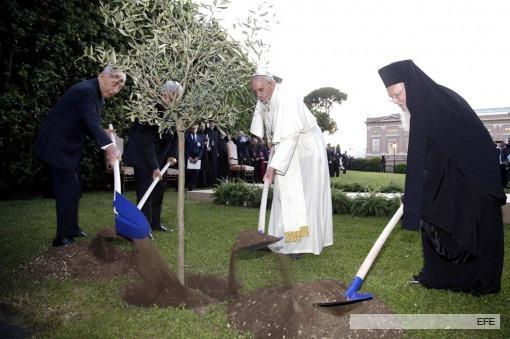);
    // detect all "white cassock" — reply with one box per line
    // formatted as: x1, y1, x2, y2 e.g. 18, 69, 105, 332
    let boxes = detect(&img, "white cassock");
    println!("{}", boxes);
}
250, 82, 333, 255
